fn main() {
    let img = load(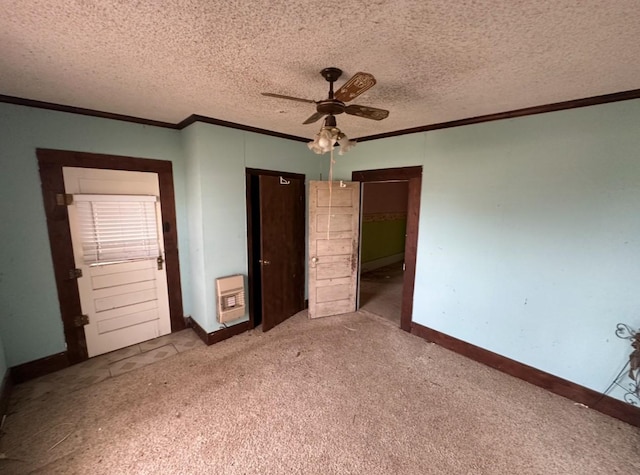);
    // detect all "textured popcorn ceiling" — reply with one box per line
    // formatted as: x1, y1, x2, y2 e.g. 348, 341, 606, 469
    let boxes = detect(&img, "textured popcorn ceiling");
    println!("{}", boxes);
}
1, 1, 639, 139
